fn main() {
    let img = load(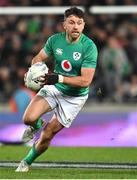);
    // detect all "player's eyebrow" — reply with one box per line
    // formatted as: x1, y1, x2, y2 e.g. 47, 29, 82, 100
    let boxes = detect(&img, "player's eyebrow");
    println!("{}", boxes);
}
69, 19, 83, 23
